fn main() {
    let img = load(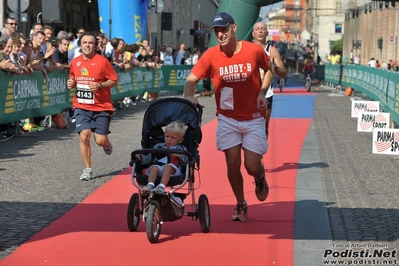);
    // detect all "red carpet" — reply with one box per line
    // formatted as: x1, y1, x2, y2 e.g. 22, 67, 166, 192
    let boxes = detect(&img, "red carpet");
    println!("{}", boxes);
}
0, 117, 311, 266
